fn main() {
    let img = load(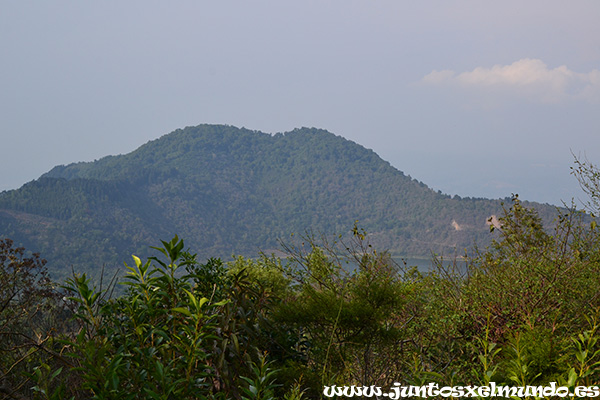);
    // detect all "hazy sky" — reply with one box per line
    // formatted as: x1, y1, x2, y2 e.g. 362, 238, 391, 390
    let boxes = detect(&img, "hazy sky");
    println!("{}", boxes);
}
2, 1, 599, 206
